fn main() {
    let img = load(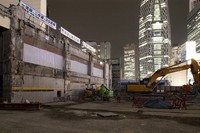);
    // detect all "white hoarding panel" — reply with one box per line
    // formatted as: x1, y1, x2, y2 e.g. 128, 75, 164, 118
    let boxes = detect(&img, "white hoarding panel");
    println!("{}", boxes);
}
93, 68, 103, 78
20, 1, 57, 30
186, 41, 196, 60
61, 27, 81, 44
23, 43, 63, 69
70, 60, 88, 74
